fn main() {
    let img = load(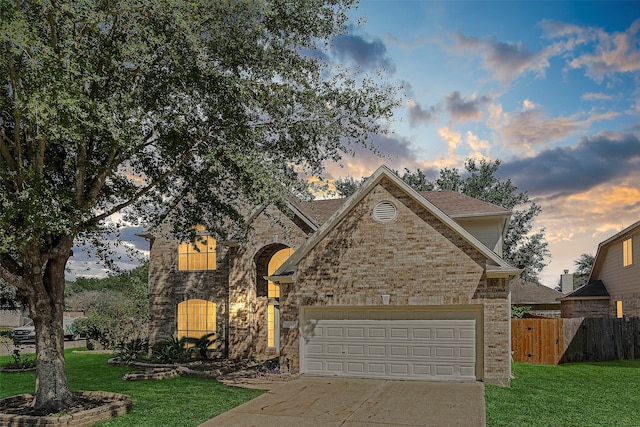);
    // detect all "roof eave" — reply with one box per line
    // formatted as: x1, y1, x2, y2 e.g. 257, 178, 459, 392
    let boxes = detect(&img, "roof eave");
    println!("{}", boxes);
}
559, 295, 610, 301
263, 273, 294, 284
487, 267, 523, 279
